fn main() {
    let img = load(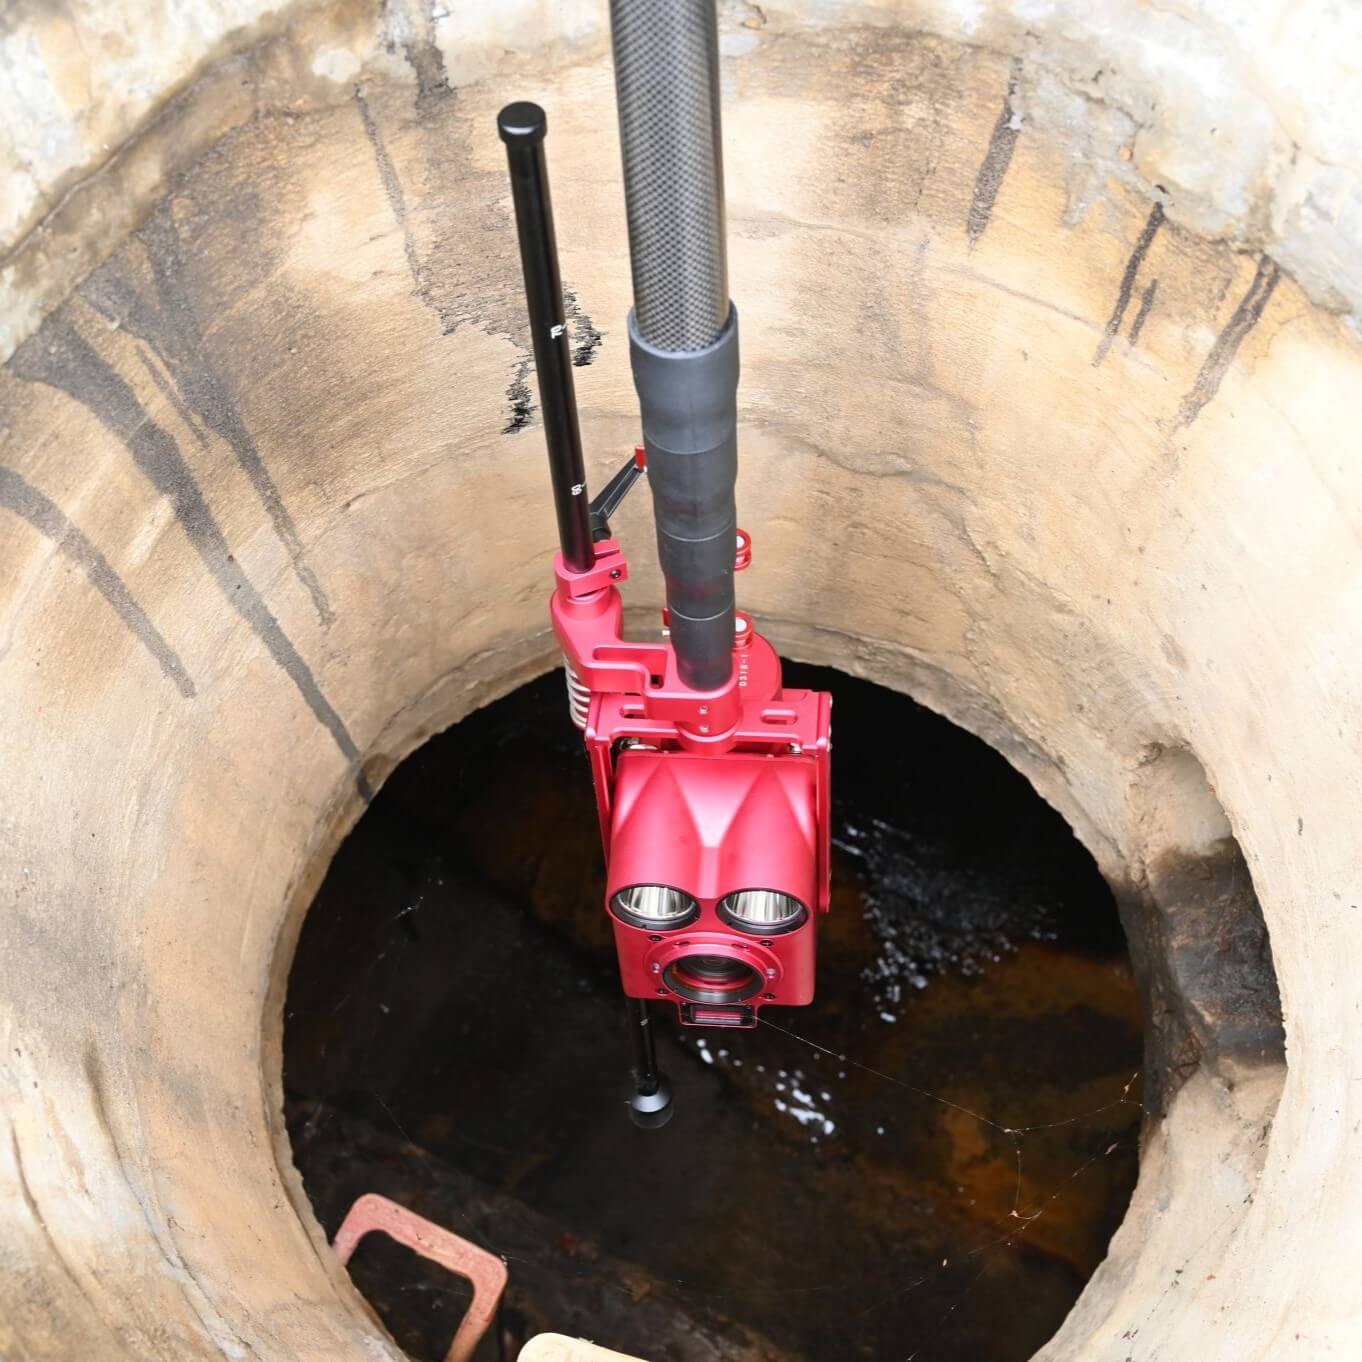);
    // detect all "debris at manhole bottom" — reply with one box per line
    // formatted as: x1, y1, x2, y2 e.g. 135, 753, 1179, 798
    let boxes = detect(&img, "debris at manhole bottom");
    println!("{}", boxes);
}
298, 1099, 809, 1362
